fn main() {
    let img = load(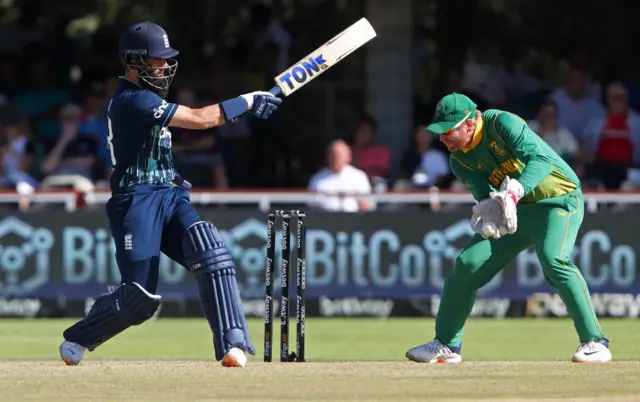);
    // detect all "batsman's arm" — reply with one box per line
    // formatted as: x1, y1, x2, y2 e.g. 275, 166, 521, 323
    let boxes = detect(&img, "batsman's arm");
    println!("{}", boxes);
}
169, 91, 282, 129
493, 112, 553, 195
169, 104, 226, 130
450, 157, 495, 201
